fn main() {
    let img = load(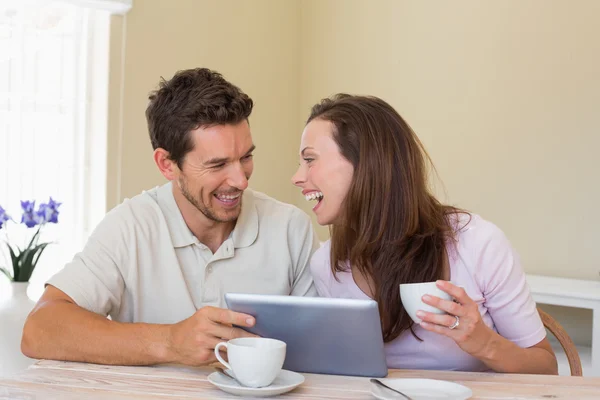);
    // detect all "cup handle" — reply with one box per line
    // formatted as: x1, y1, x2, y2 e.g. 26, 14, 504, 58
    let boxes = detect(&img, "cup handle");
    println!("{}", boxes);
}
214, 342, 232, 370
